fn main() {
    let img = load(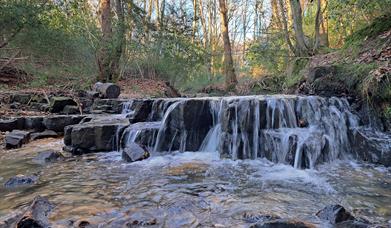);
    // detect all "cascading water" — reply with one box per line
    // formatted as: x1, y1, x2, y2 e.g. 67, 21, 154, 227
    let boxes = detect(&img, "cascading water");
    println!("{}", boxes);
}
117, 95, 372, 169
